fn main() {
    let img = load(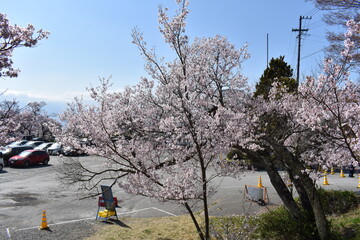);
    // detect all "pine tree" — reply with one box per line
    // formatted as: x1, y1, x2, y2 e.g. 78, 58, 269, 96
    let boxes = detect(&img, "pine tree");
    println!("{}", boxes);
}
254, 56, 297, 99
